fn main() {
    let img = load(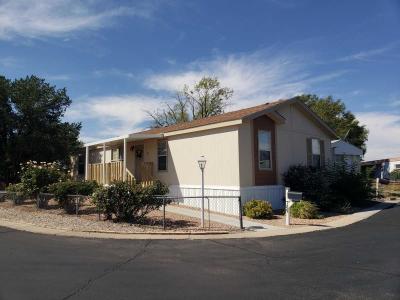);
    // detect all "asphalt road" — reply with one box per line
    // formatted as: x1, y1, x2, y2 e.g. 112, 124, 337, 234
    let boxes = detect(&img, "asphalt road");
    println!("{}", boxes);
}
0, 205, 399, 300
